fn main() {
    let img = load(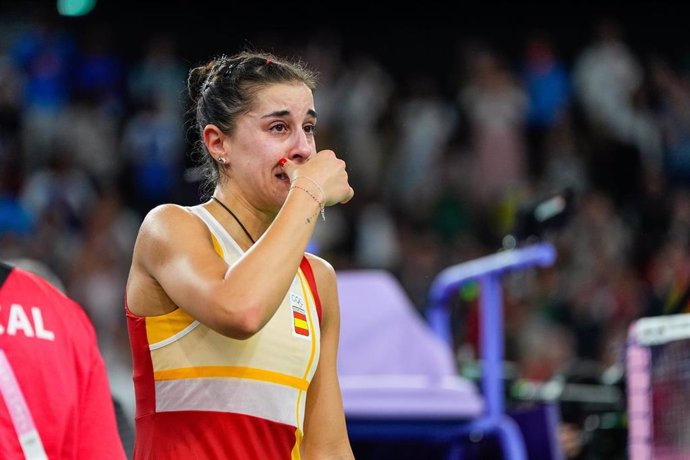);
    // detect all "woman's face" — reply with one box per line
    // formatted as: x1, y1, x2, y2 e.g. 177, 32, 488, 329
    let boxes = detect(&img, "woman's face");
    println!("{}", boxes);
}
225, 82, 317, 212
